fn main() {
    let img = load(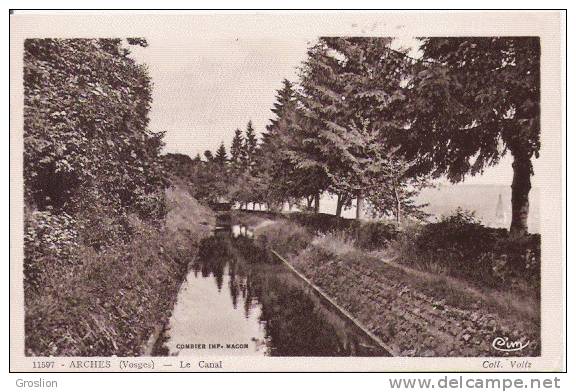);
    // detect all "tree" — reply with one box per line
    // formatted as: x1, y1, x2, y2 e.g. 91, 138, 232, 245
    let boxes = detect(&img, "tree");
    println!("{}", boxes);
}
323, 37, 429, 222
243, 120, 258, 167
165, 151, 230, 203
405, 37, 540, 236
230, 128, 244, 163
266, 79, 297, 135
215, 142, 228, 165
187, 160, 229, 203
258, 79, 311, 208
296, 41, 355, 214
23, 38, 166, 221
298, 37, 424, 219
365, 158, 430, 223
203, 150, 214, 162
162, 152, 196, 180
